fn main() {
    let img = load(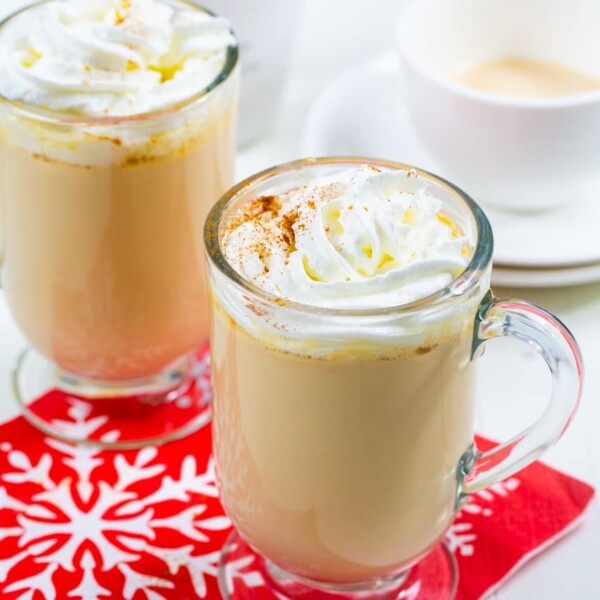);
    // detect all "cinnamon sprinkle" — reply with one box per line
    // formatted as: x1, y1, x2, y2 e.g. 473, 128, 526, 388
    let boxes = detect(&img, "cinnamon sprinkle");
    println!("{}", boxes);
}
224, 182, 348, 276
247, 195, 281, 218
280, 211, 298, 254
226, 195, 282, 234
